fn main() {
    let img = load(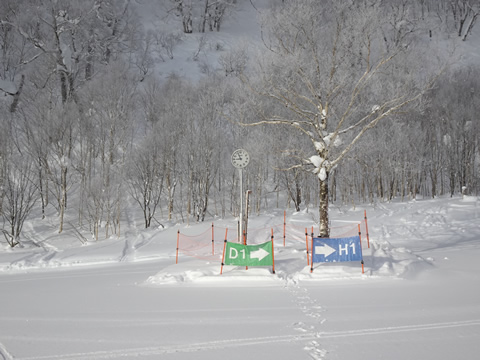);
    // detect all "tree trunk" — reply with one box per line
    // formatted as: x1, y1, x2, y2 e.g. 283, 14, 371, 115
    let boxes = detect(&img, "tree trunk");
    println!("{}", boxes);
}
10, 74, 25, 113
319, 174, 330, 238
167, 169, 176, 221
462, 13, 479, 41
201, 0, 209, 33
295, 180, 302, 211
59, 166, 67, 233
